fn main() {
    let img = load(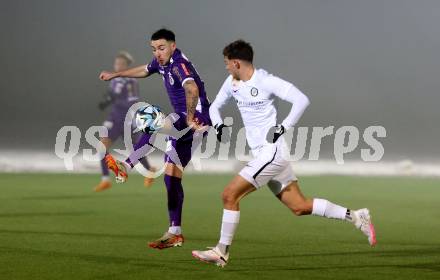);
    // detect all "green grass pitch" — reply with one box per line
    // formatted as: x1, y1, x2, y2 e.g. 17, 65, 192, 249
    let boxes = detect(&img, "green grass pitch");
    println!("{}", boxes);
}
0, 173, 439, 280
